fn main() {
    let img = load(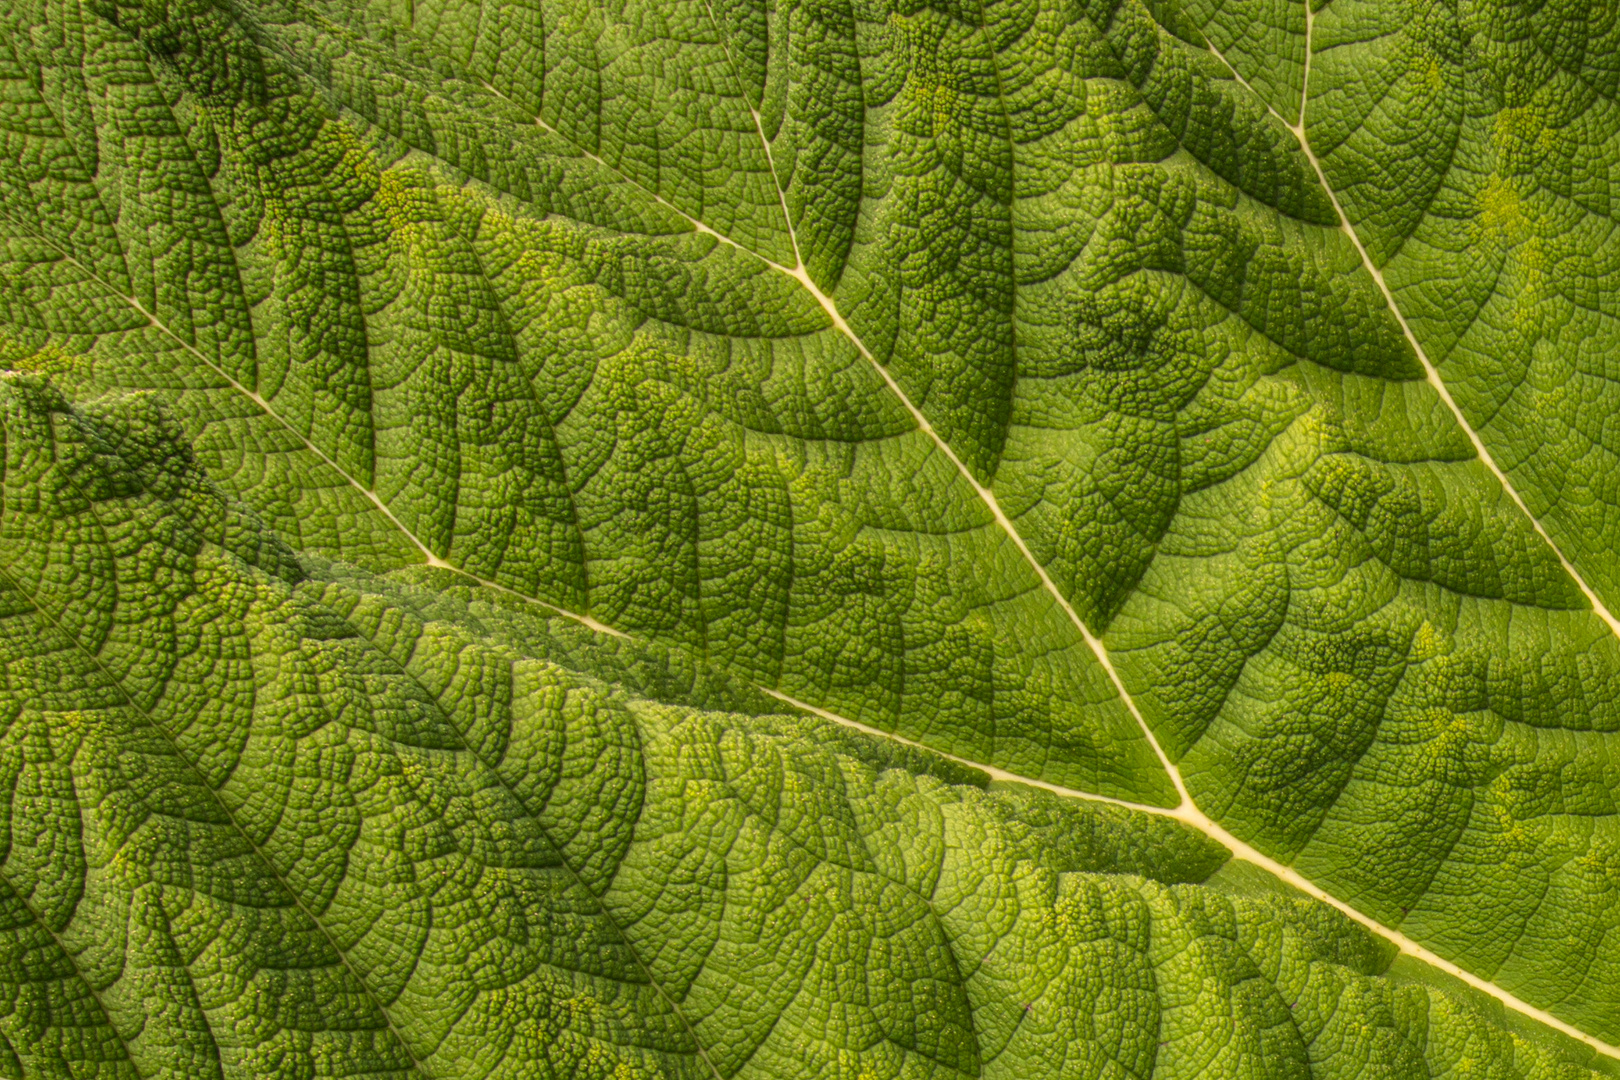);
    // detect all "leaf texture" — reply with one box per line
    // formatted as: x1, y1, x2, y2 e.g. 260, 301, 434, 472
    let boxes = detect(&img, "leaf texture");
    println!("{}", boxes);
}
0, 377, 1610, 1078
2, 0, 1620, 1067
